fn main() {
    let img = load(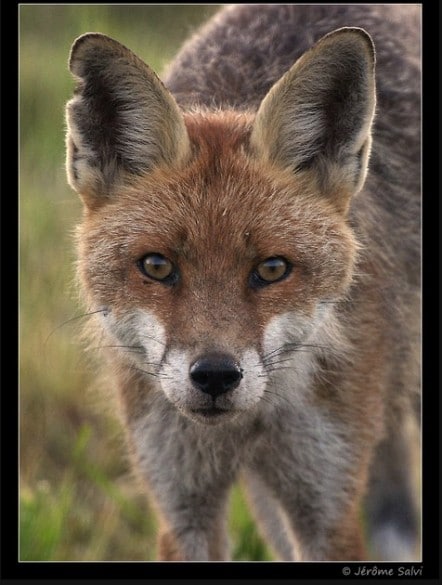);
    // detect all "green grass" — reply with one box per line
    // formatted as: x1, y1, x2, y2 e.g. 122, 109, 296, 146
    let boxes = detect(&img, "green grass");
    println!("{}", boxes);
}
19, 4, 272, 561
